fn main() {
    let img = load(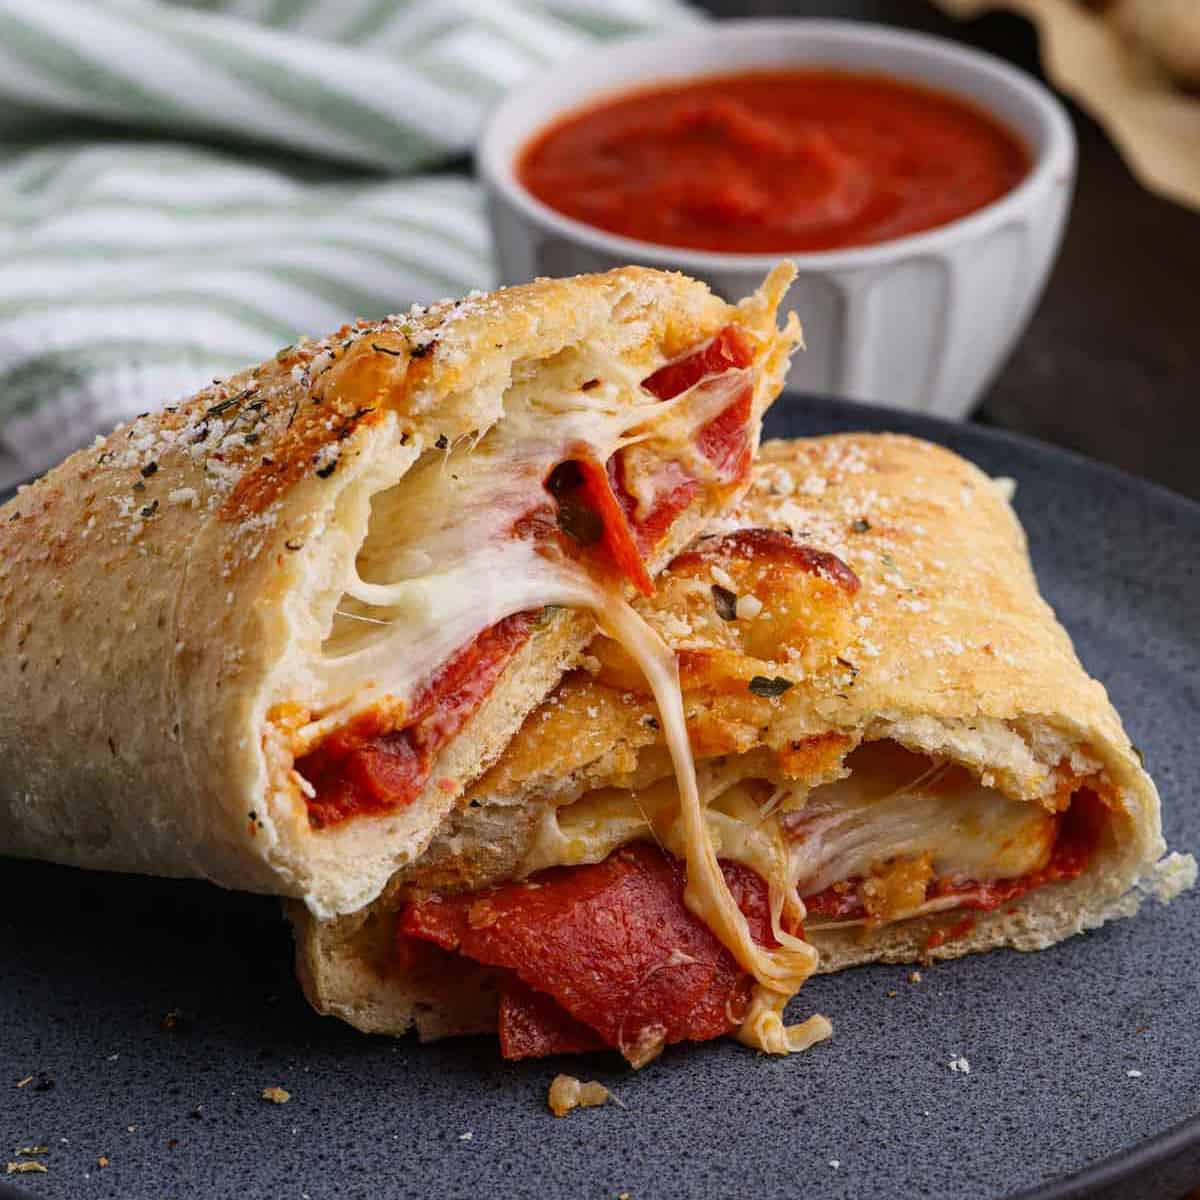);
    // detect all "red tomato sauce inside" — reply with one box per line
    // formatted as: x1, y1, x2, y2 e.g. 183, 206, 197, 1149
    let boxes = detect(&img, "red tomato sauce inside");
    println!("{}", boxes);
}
296, 327, 755, 830
398, 842, 784, 1063
803, 789, 1108, 924
518, 70, 1031, 254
